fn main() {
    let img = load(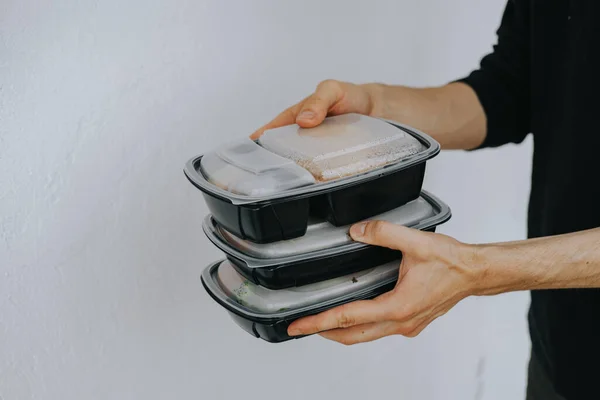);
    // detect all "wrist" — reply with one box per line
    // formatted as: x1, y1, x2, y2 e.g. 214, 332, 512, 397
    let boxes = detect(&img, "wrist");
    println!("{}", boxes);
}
466, 243, 533, 296
359, 83, 451, 136
447, 241, 516, 297
360, 83, 387, 118
450, 242, 491, 297
360, 81, 486, 150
